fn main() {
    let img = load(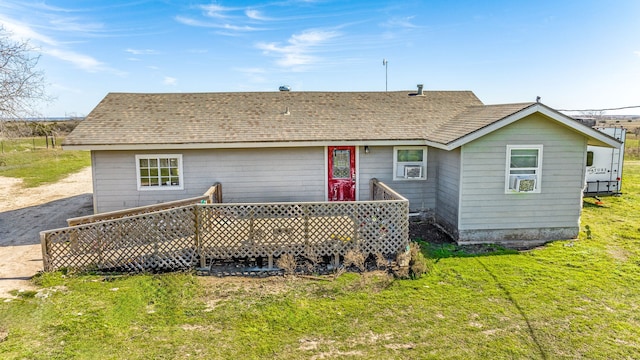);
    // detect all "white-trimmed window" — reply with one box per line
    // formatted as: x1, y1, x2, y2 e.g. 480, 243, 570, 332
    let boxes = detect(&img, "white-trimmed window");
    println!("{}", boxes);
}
506, 145, 542, 193
393, 146, 427, 180
136, 154, 183, 190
